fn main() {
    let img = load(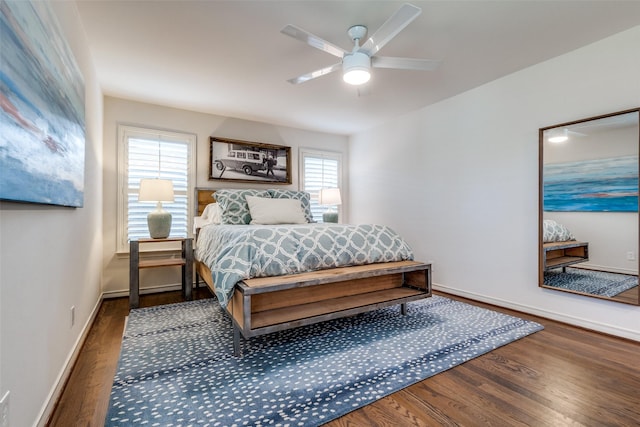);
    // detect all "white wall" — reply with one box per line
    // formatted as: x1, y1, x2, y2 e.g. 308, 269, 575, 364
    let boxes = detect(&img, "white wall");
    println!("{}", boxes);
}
546, 211, 637, 274
349, 26, 640, 341
0, 2, 103, 427
102, 97, 349, 295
